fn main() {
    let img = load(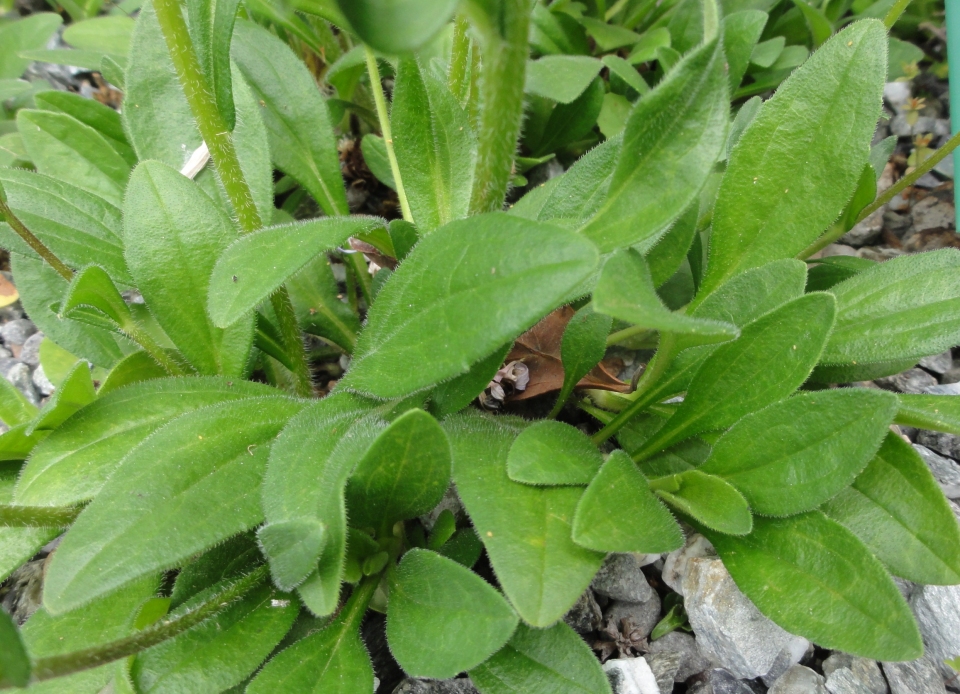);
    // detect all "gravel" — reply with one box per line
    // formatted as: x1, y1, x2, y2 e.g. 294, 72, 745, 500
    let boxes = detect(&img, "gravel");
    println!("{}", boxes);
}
603, 657, 661, 694
592, 553, 657, 603
881, 657, 947, 694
